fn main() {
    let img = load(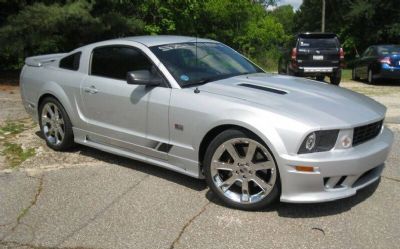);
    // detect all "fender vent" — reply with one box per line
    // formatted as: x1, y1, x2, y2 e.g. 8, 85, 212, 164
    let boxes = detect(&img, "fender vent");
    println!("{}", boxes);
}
157, 143, 173, 153
238, 83, 287, 95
